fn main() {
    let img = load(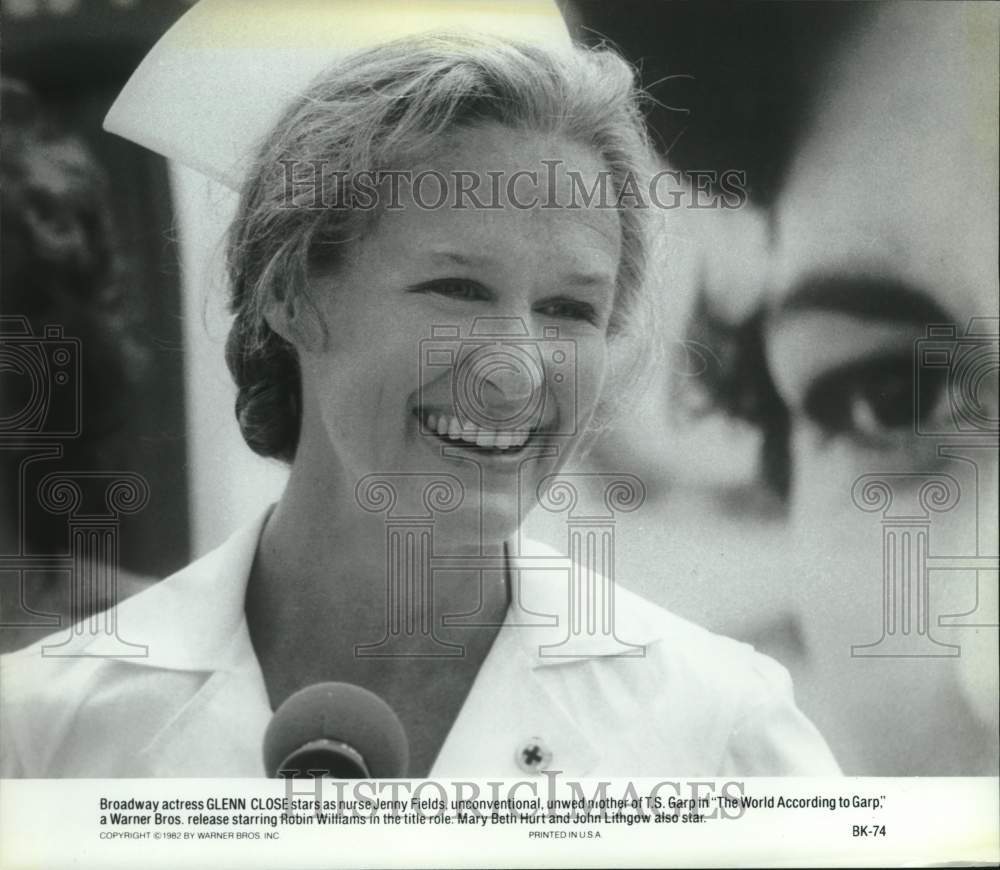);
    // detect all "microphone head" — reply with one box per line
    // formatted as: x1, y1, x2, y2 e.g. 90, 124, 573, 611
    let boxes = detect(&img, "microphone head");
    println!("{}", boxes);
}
263, 682, 409, 778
